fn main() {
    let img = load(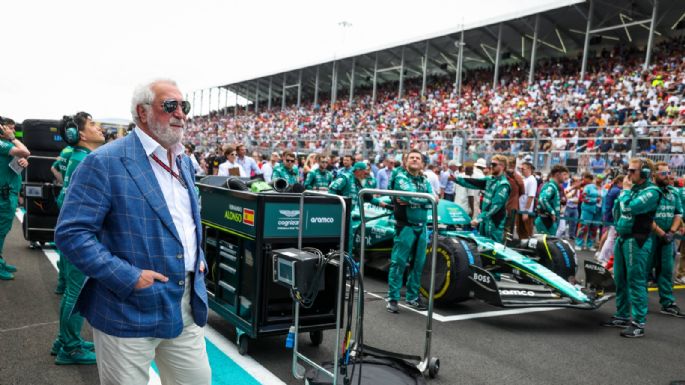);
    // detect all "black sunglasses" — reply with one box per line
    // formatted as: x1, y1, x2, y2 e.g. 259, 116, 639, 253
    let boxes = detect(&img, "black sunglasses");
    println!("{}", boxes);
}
285, 158, 296, 163
157, 99, 191, 115
627, 168, 638, 173
491, 162, 500, 167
